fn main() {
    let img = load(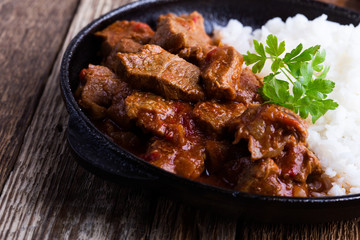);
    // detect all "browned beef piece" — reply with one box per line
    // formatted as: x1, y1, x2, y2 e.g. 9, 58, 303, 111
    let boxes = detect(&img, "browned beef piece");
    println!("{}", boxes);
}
97, 119, 147, 155
77, 64, 129, 119
205, 140, 231, 174
307, 173, 333, 197
193, 101, 246, 137
125, 92, 197, 145
115, 44, 204, 101
276, 140, 321, 183
150, 11, 213, 64
95, 20, 154, 57
204, 140, 249, 174
218, 153, 321, 196
235, 149, 322, 196
231, 103, 308, 160
144, 138, 205, 179
106, 89, 133, 129
201, 46, 244, 100
178, 45, 216, 65
235, 67, 263, 104
222, 154, 323, 197
110, 38, 144, 53
233, 158, 292, 196
125, 92, 205, 179
104, 39, 144, 71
